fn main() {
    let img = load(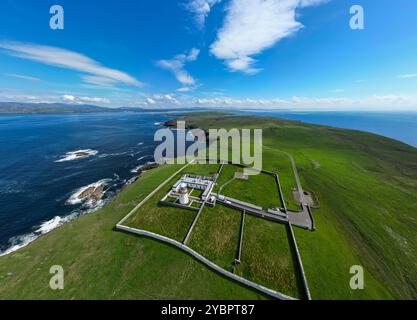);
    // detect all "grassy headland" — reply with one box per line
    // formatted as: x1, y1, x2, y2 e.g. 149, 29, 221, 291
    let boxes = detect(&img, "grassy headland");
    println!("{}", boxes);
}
0, 113, 416, 299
